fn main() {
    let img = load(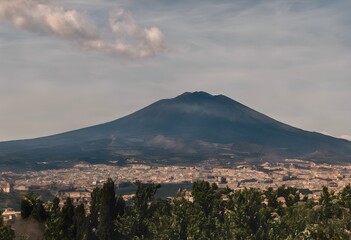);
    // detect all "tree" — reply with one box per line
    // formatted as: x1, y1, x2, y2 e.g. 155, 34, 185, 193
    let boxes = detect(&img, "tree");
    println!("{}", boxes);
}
74, 203, 87, 240
227, 188, 267, 239
45, 197, 62, 240
189, 180, 228, 239
97, 178, 118, 240
20, 192, 47, 222
87, 187, 101, 240
146, 199, 173, 239
17, 179, 351, 239
20, 192, 38, 219
276, 185, 300, 208
31, 199, 47, 222
339, 184, 351, 211
319, 186, 336, 222
118, 181, 160, 239
264, 187, 279, 209
60, 197, 75, 240
115, 196, 125, 218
